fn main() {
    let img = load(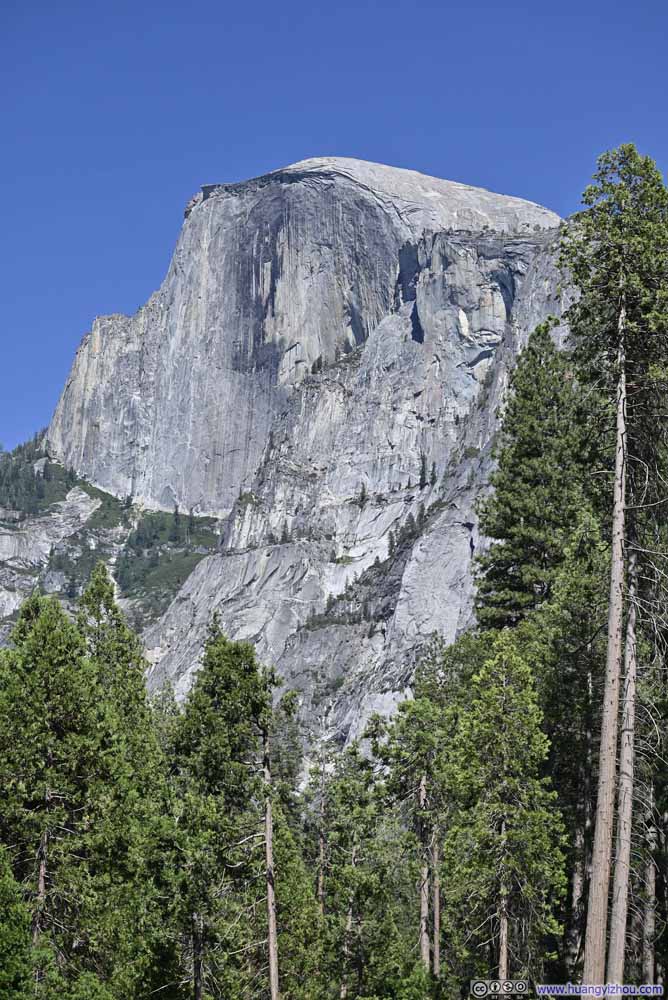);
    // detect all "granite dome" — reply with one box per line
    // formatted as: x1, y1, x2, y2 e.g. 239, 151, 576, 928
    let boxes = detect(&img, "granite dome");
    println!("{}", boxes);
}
41, 156, 566, 738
